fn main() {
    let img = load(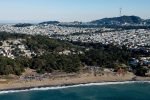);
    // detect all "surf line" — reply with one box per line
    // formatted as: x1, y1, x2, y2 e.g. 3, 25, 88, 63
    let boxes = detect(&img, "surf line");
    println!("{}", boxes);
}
0, 81, 150, 94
